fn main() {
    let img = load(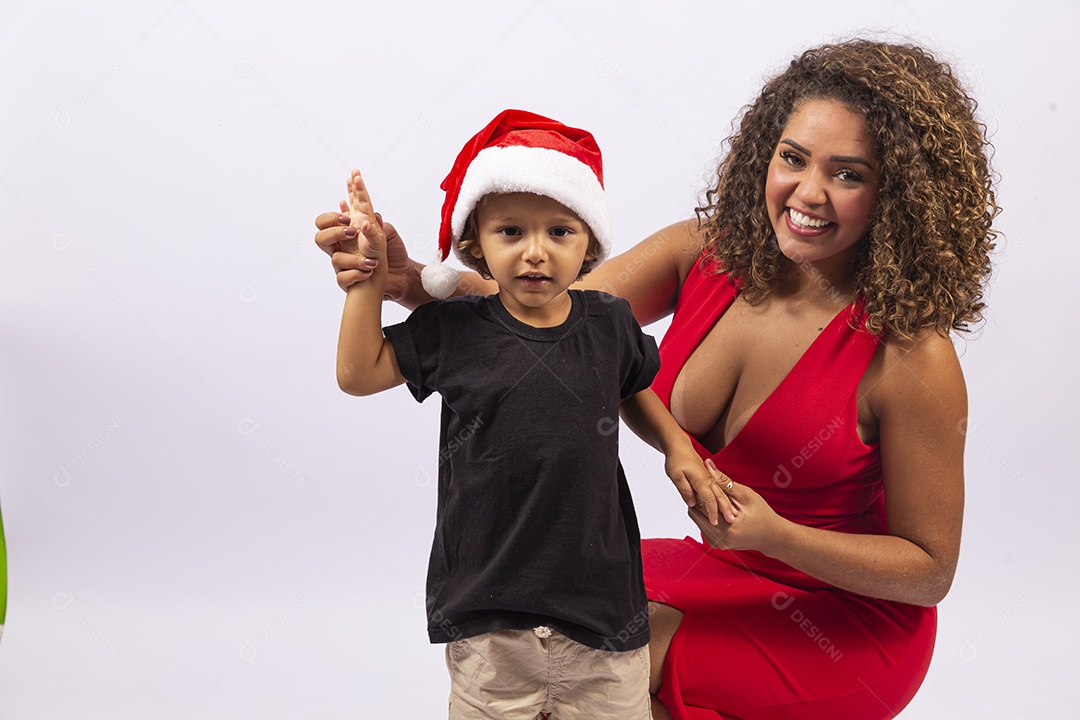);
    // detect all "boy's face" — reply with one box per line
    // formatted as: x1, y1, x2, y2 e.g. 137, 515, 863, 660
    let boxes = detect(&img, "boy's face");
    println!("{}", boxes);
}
470, 193, 591, 326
